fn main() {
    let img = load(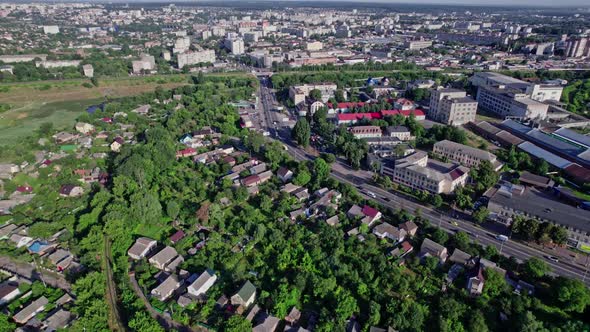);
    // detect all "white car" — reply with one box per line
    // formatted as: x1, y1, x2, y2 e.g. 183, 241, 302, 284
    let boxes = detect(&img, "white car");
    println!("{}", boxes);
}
366, 191, 377, 198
